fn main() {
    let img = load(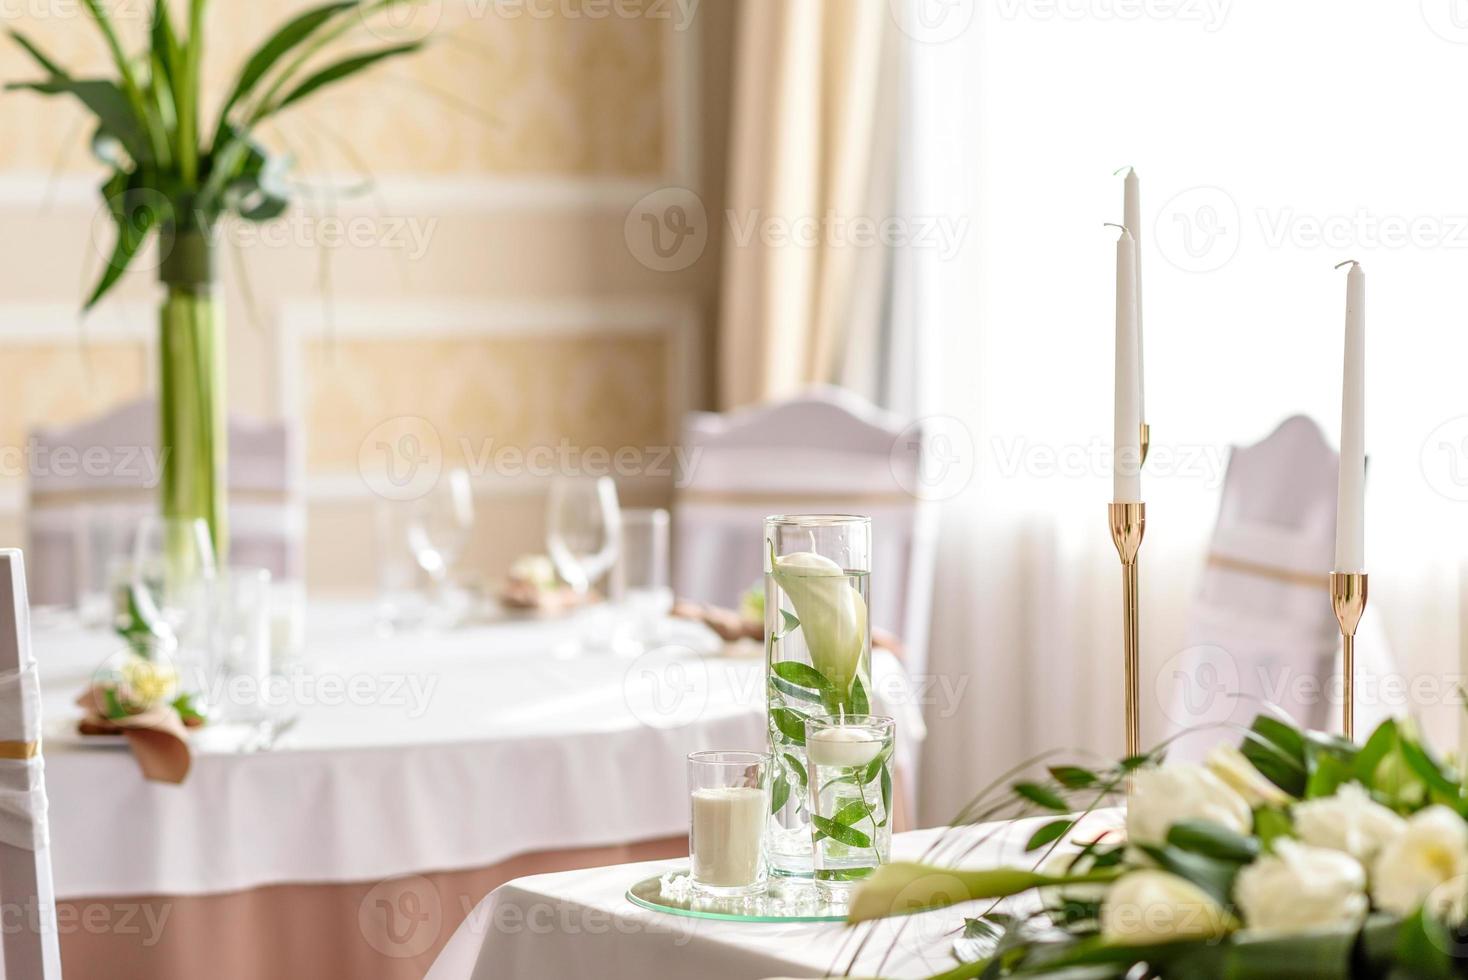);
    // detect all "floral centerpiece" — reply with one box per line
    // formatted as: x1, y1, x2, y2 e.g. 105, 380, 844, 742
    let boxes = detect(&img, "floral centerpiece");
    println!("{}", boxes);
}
847, 713, 1468, 977
7, 1, 424, 557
